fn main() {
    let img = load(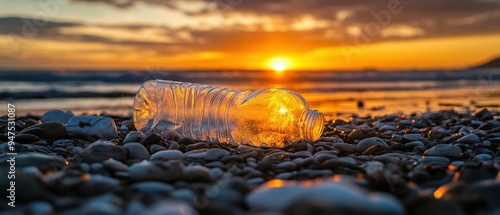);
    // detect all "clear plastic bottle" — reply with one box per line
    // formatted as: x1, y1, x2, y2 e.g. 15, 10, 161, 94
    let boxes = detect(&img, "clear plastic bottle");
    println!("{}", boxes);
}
133, 80, 324, 147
